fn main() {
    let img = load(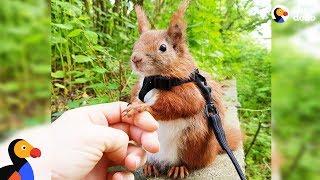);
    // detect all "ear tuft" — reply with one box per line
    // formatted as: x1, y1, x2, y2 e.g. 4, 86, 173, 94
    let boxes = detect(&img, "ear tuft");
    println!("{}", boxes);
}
135, 5, 150, 34
167, 0, 189, 49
